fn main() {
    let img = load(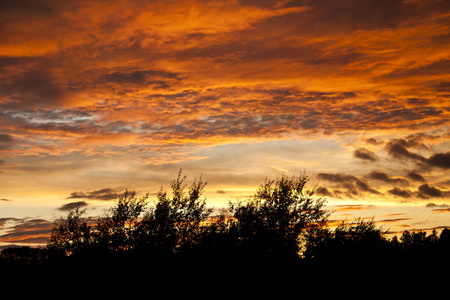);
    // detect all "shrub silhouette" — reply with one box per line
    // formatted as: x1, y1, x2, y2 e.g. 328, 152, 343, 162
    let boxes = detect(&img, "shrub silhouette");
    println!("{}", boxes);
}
3, 170, 450, 274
